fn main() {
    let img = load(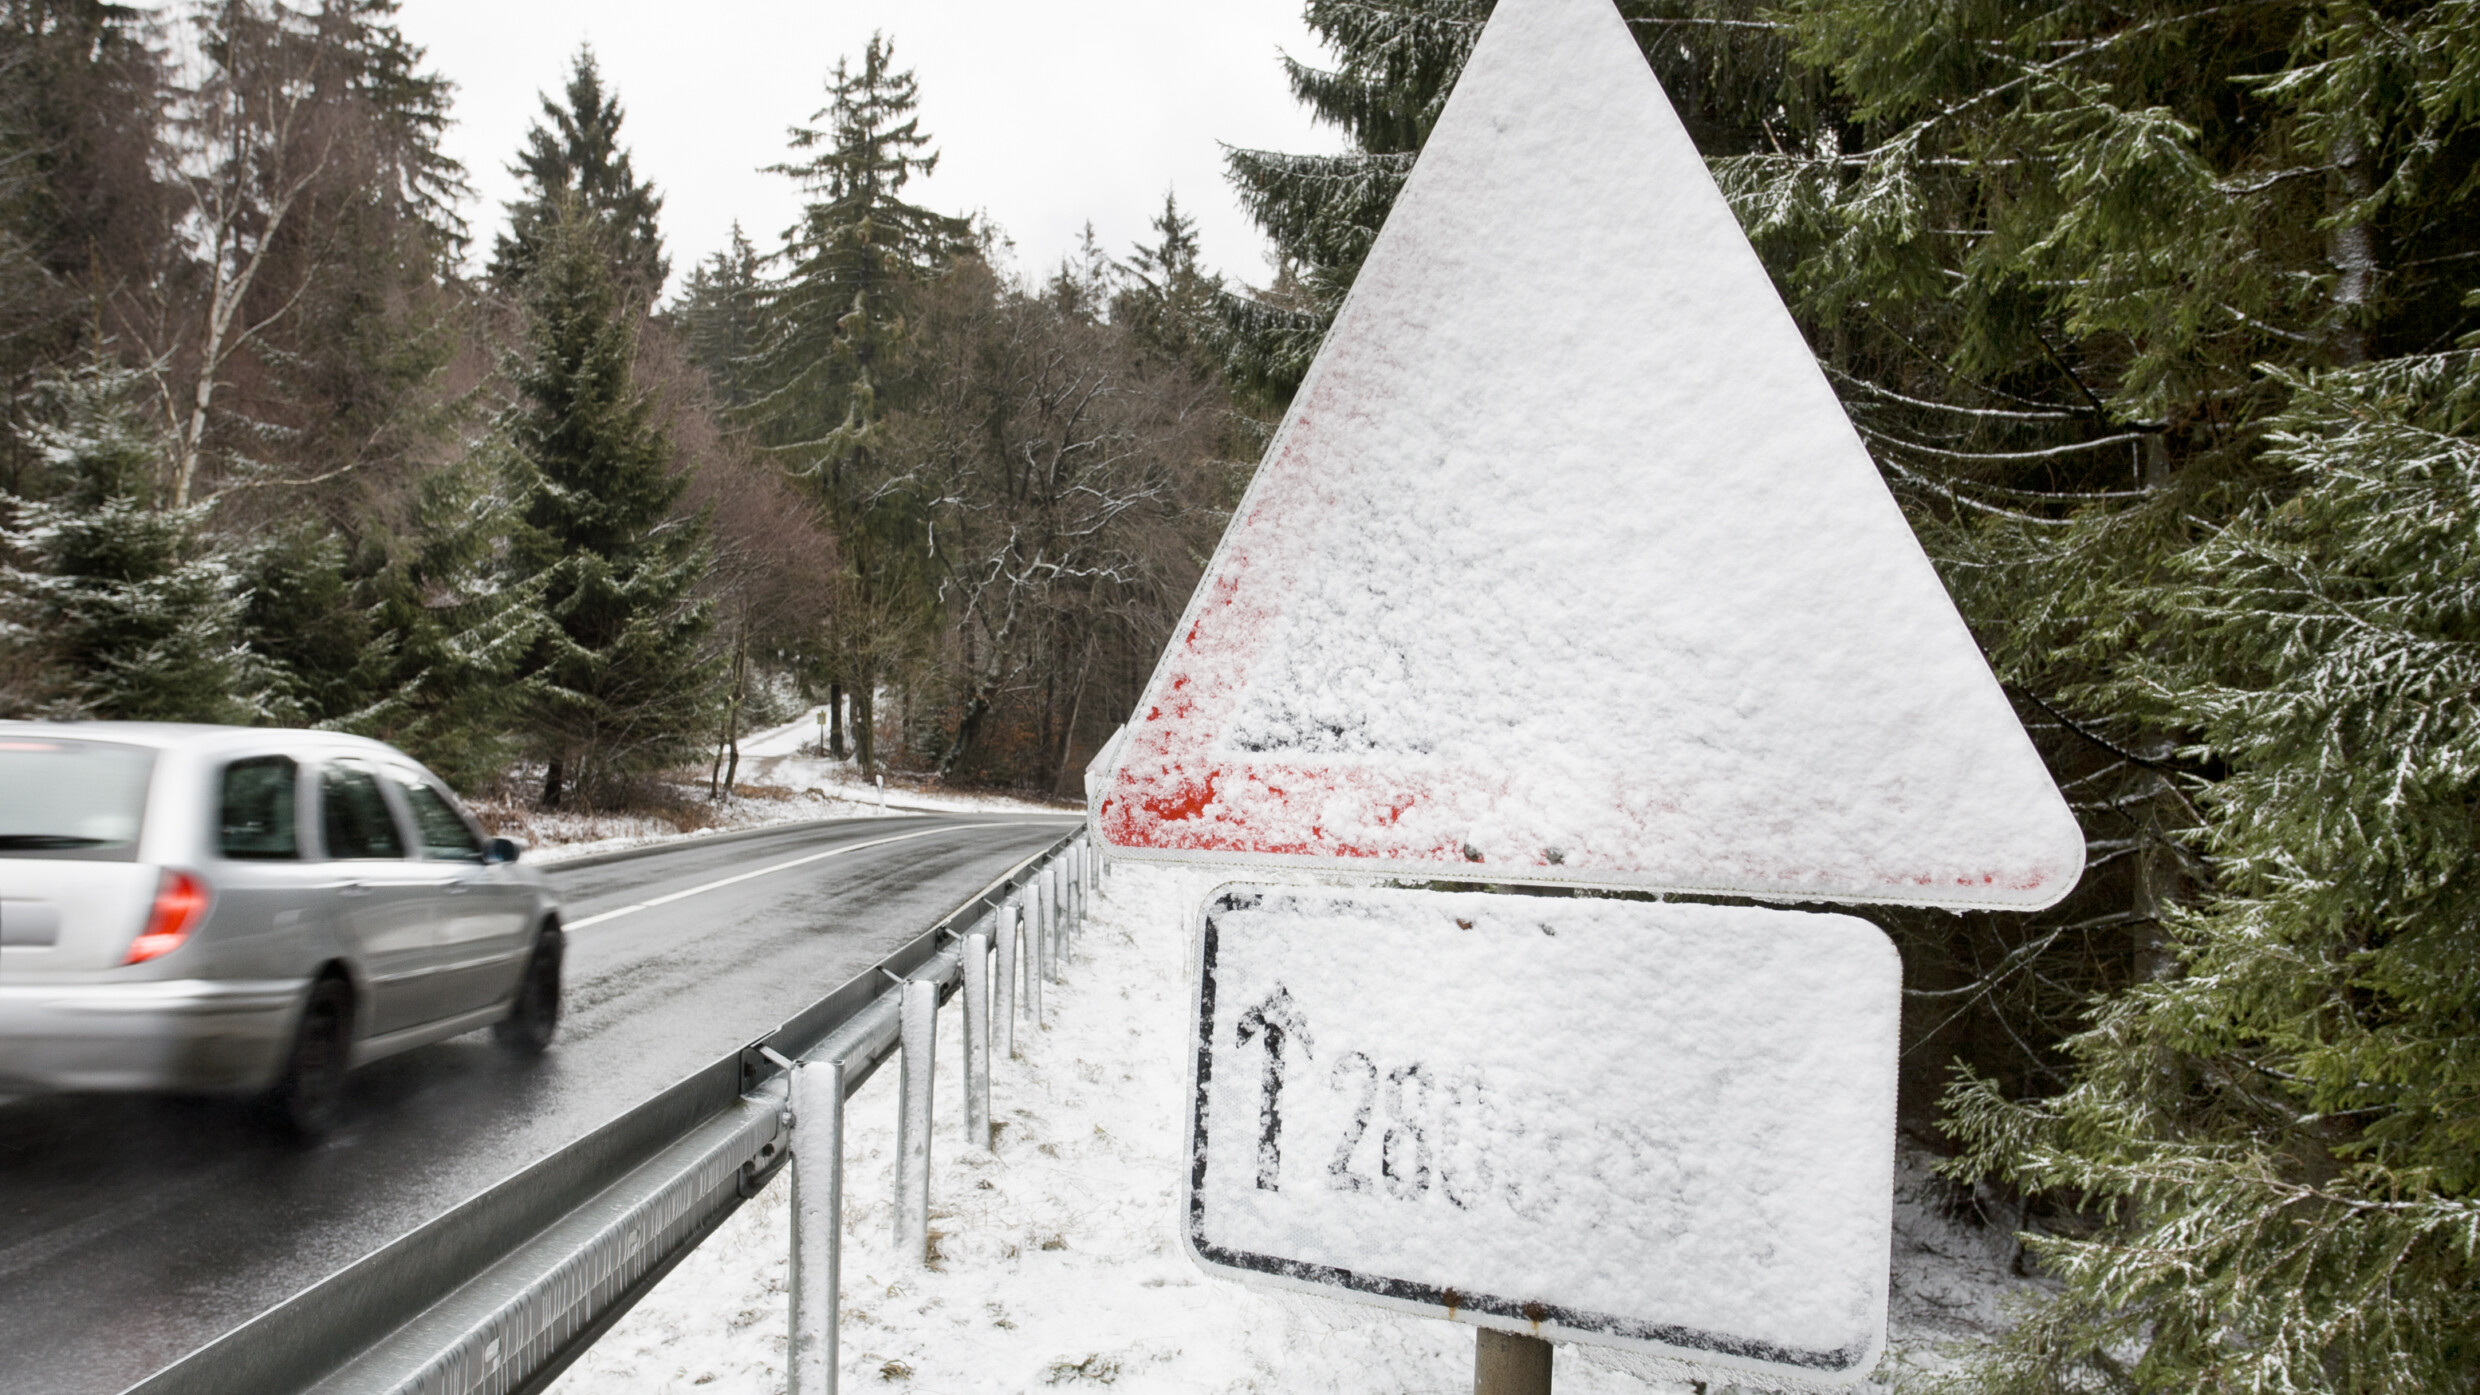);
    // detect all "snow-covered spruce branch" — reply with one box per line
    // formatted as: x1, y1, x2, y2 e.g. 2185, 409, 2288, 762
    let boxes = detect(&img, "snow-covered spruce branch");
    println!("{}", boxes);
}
1862, 427, 2158, 465
2220, 301, 2324, 345
1626, 16, 1790, 32
1877, 458, 2082, 525
1310, 0, 1484, 30
1827, 365, 2094, 422
1215, 147, 1417, 187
